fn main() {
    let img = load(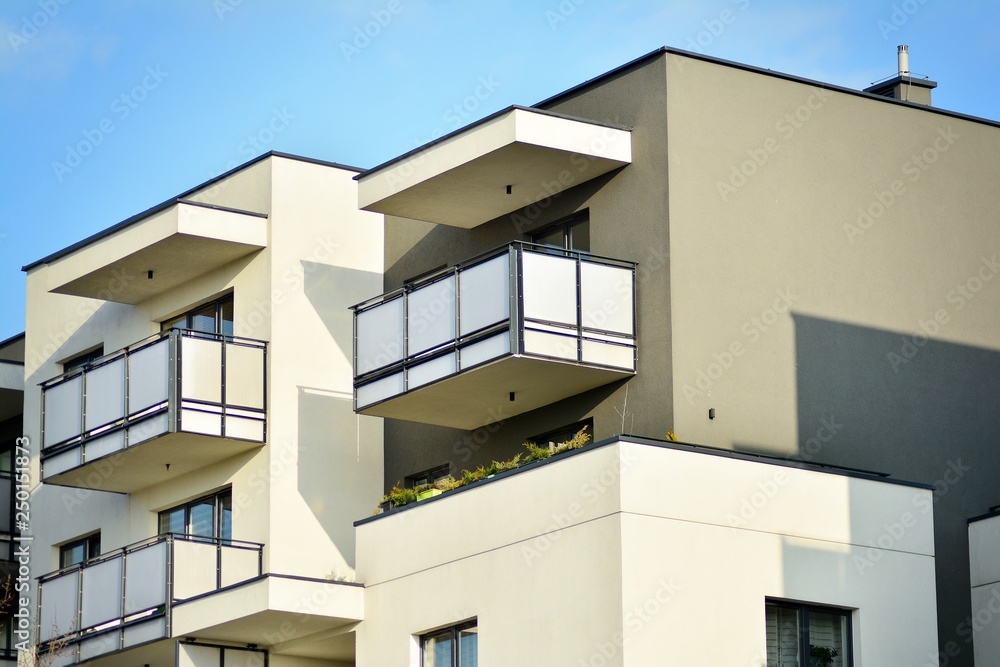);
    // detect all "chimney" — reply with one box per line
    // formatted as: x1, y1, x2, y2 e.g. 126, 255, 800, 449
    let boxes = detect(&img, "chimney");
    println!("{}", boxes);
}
863, 44, 937, 106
